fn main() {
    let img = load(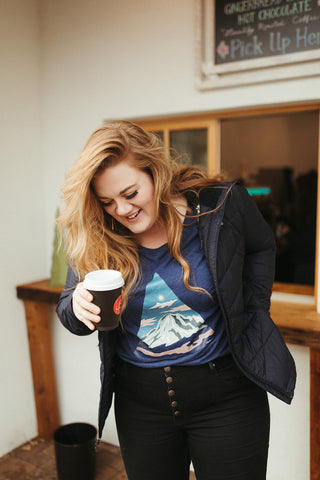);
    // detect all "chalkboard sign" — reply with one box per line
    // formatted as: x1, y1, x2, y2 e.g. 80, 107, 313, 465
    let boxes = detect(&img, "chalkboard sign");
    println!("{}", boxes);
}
215, 0, 320, 64
195, 0, 320, 89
